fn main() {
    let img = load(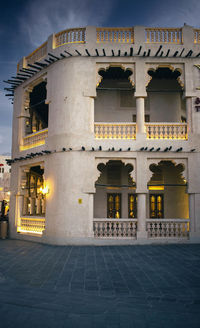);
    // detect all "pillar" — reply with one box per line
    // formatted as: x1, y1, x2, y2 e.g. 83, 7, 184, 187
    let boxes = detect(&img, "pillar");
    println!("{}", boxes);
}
137, 193, 148, 240
136, 97, 145, 134
186, 97, 192, 134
